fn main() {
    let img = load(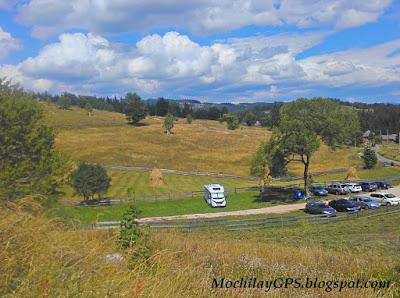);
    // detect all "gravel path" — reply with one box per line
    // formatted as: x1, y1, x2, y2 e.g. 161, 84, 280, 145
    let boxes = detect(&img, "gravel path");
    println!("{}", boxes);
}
374, 145, 400, 166
138, 203, 306, 223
